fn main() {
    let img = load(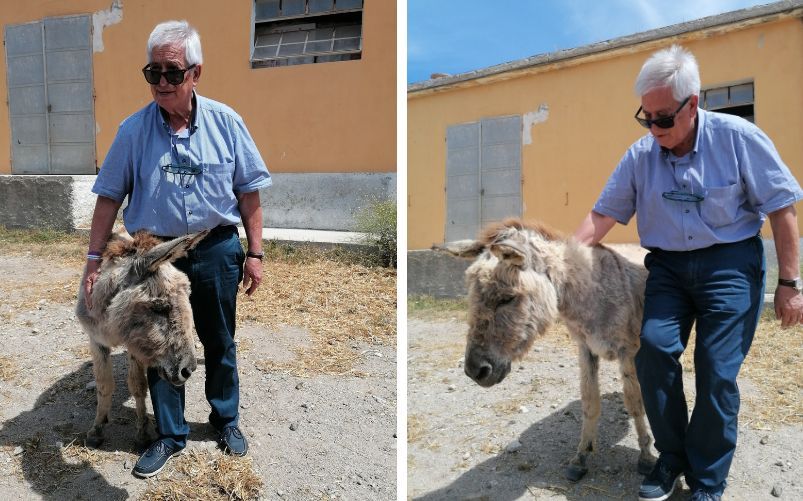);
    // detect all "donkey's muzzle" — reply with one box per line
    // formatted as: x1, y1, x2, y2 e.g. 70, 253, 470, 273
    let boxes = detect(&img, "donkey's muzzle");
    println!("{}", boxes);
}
464, 350, 510, 387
